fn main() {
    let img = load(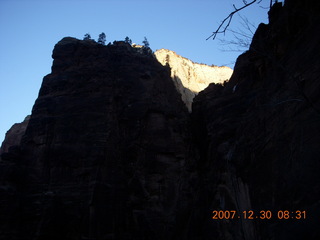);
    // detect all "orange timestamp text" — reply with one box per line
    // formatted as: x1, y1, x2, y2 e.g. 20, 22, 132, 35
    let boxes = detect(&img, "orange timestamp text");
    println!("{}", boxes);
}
212, 210, 306, 220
